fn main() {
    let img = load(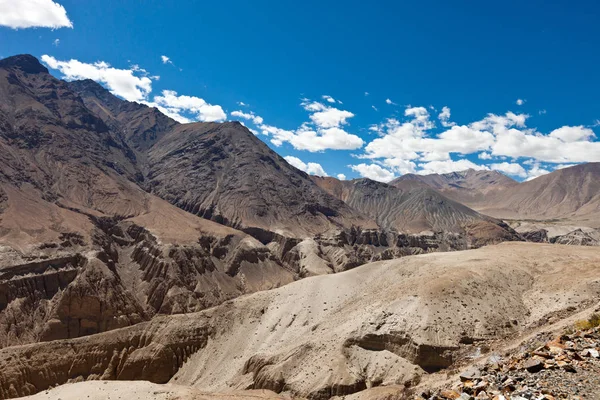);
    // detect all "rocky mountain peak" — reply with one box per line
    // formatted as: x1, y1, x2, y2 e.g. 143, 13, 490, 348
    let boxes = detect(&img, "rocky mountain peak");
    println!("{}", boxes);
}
0, 54, 49, 74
